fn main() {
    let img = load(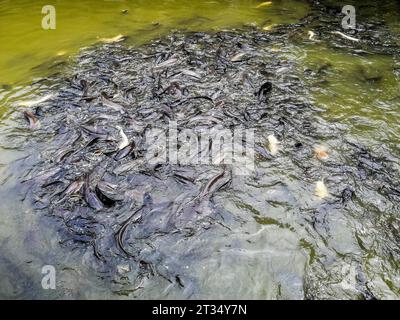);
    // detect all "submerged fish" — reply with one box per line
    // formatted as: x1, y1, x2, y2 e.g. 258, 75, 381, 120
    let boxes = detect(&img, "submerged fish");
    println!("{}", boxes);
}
20, 94, 53, 107
63, 178, 84, 196
101, 94, 125, 113
23, 111, 40, 130
308, 31, 318, 41
84, 175, 104, 211
262, 24, 275, 31
267, 134, 279, 156
56, 50, 67, 56
99, 34, 126, 44
256, 1, 272, 8
331, 31, 360, 42
315, 180, 329, 199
